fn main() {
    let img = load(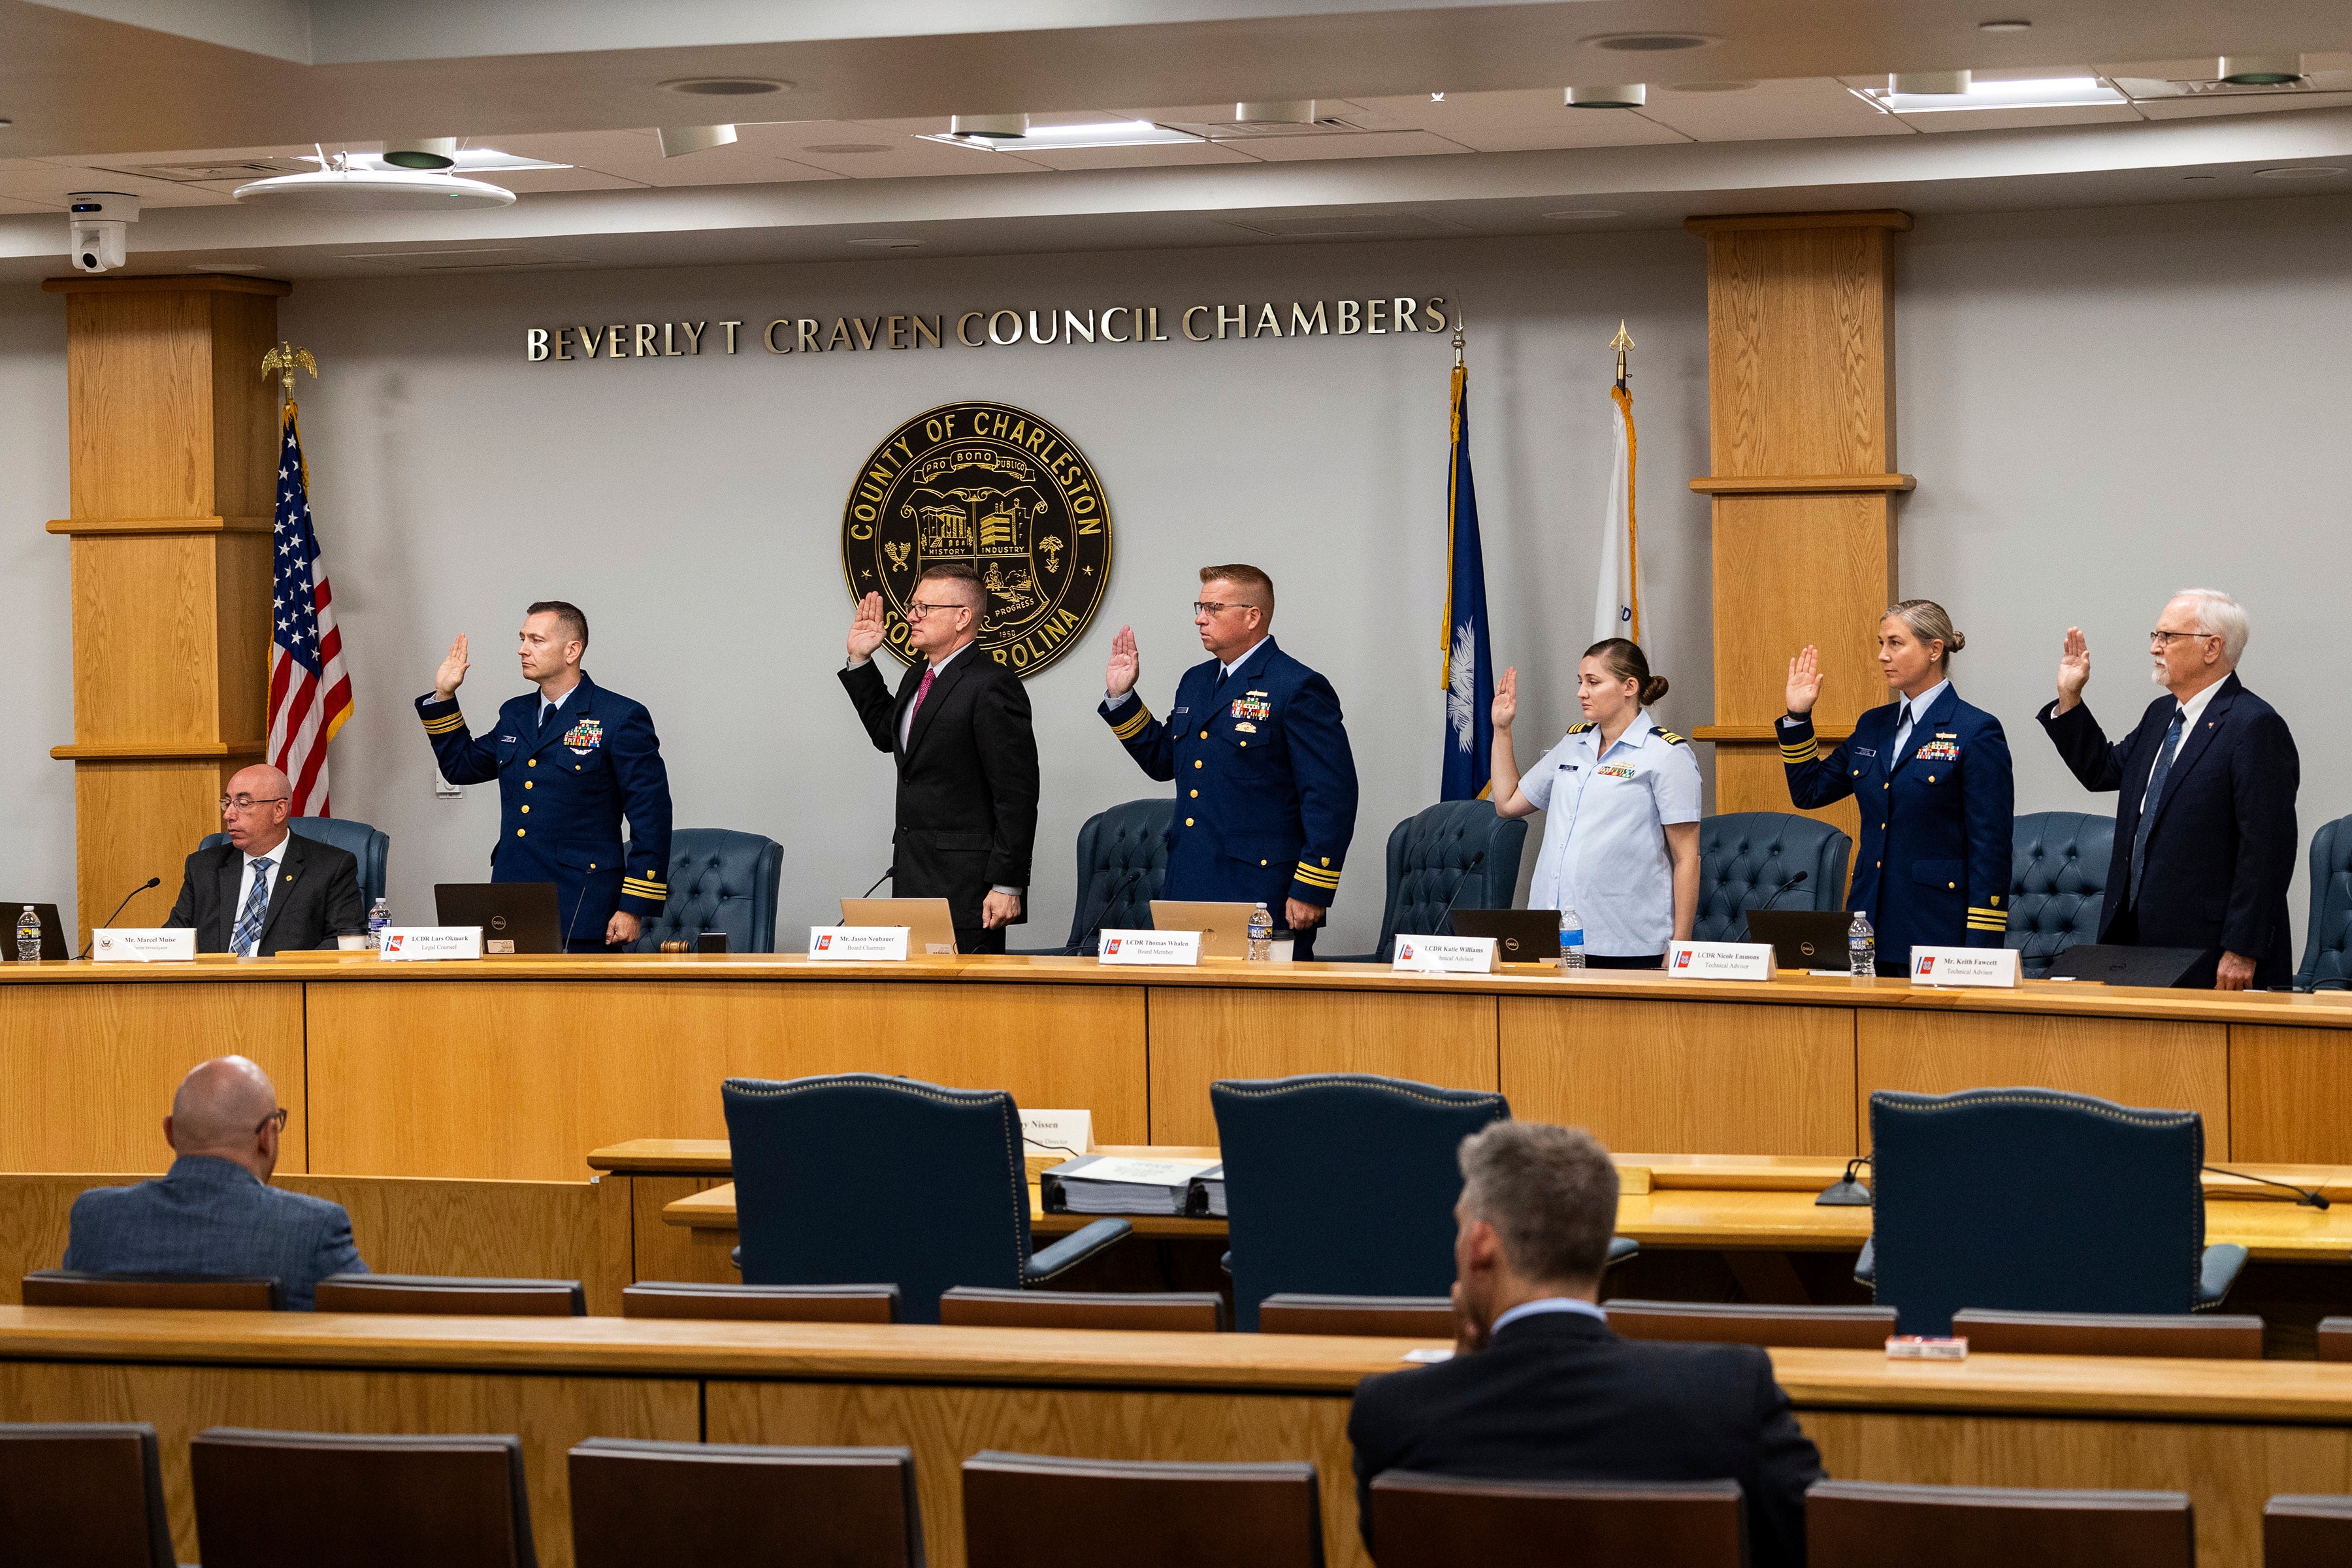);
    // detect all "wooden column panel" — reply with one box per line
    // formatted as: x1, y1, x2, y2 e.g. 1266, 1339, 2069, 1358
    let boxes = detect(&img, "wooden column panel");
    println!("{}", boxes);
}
41, 274, 291, 946
1684, 212, 1911, 841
